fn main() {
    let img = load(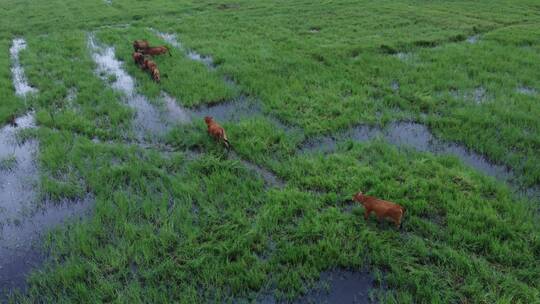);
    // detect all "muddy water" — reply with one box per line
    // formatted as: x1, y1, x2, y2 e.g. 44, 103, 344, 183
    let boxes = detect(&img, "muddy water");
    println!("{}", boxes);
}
0, 114, 93, 296
300, 121, 537, 196
153, 30, 215, 69
10, 38, 38, 97
88, 34, 171, 140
